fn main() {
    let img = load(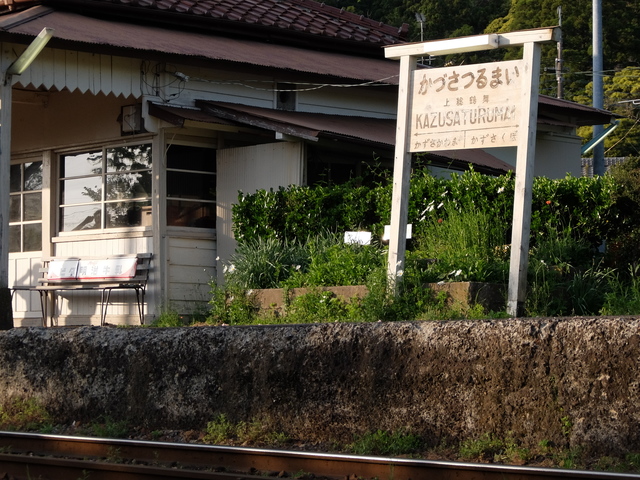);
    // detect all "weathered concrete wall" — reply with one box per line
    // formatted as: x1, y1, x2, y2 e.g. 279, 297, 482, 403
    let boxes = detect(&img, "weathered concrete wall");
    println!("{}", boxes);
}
0, 318, 639, 456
